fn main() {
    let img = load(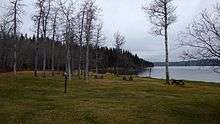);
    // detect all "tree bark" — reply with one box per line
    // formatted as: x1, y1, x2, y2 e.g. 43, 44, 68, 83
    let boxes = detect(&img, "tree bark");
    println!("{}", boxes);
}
43, 48, 46, 77
42, 0, 51, 77
34, 5, 42, 77
164, 1, 170, 84
34, 44, 38, 77
13, 0, 18, 75
67, 44, 71, 80
95, 49, 98, 74
66, 21, 71, 80
13, 44, 17, 75
51, 37, 55, 76
85, 8, 92, 81
164, 26, 170, 84
51, 9, 58, 77
85, 41, 89, 80
78, 10, 85, 78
